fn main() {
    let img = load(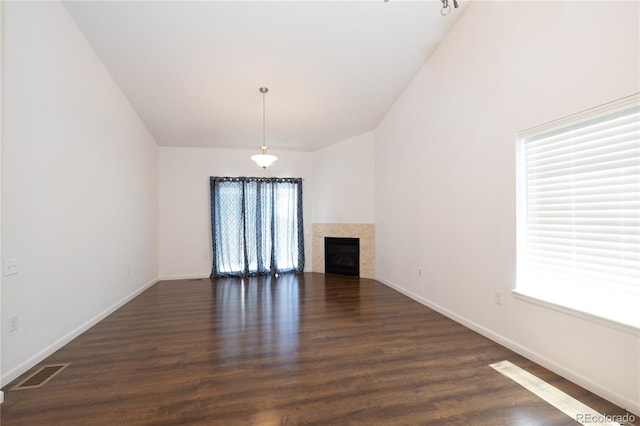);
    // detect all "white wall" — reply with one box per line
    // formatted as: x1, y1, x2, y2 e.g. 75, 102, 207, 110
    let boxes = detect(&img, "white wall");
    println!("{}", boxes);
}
159, 147, 313, 279
312, 131, 375, 224
375, 1, 639, 414
1, 2, 159, 384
